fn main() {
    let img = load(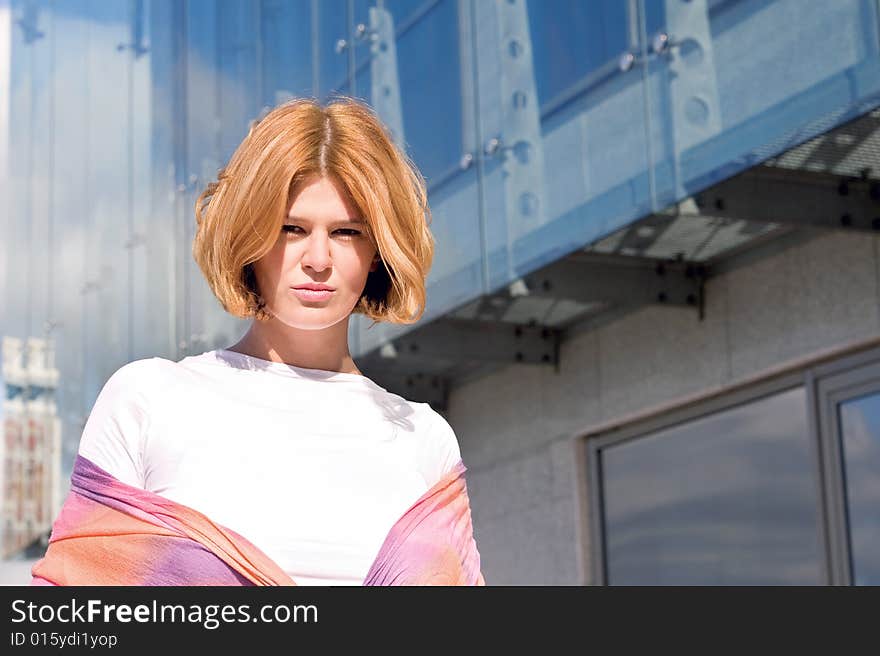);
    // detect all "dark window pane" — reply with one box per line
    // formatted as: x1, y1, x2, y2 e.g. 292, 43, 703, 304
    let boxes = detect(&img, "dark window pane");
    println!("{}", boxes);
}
838, 391, 880, 585
601, 387, 821, 585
